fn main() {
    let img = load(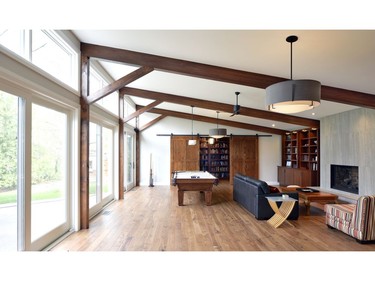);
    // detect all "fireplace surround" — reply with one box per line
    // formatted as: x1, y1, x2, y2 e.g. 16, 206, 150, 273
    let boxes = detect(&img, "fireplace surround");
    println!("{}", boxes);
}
330, 164, 359, 195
